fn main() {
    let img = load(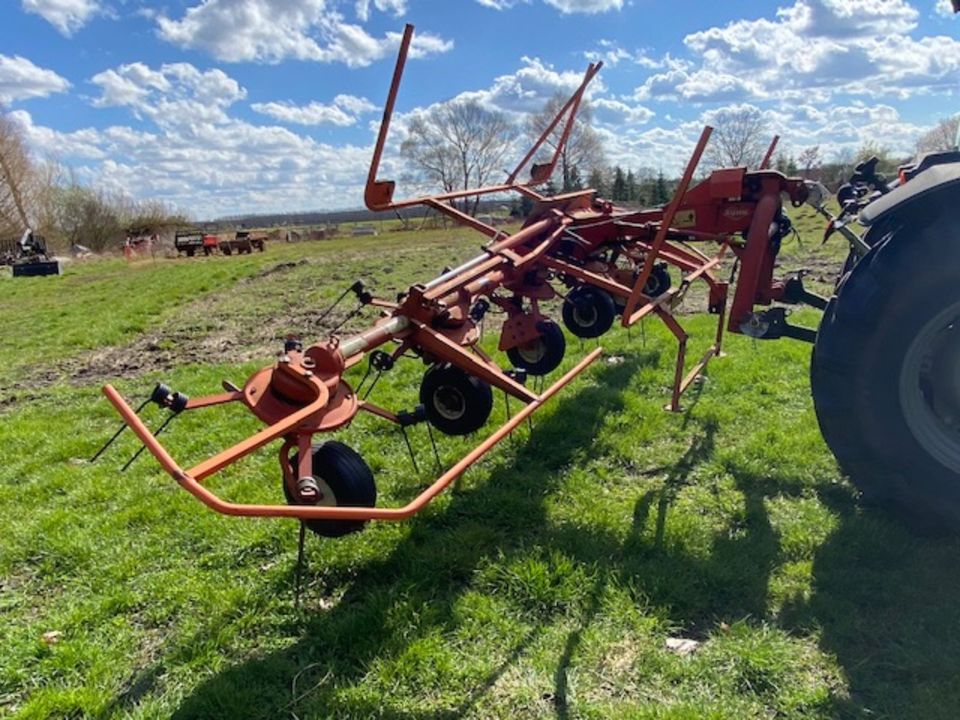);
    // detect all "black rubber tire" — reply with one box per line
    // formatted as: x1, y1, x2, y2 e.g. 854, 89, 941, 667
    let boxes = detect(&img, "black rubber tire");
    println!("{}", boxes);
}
284, 440, 376, 538
186, 248, 195, 258
506, 320, 566, 376
419, 364, 494, 436
811, 218, 960, 532
643, 264, 672, 297
562, 286, 616, 339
